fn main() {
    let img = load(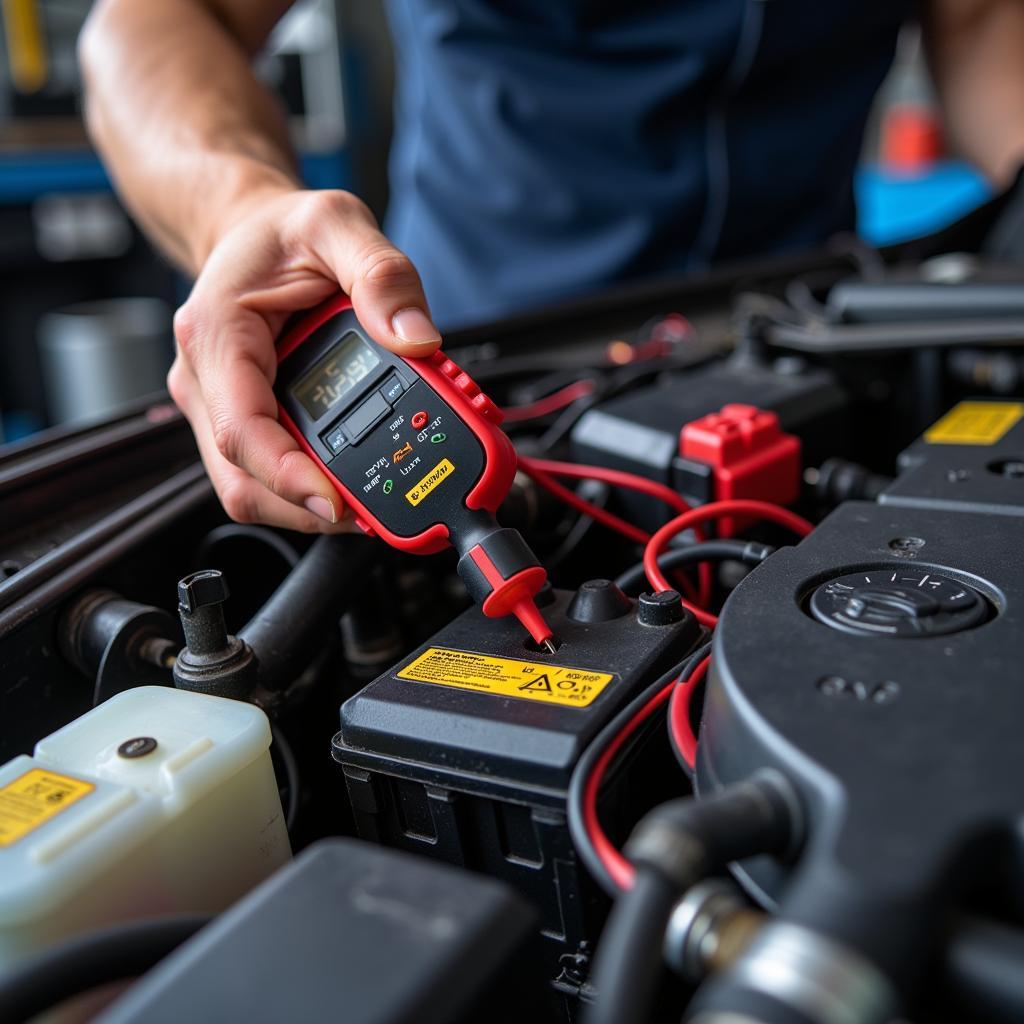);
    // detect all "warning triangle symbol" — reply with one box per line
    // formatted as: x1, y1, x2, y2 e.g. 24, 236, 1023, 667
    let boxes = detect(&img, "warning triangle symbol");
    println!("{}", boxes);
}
519, 674, 553, 692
